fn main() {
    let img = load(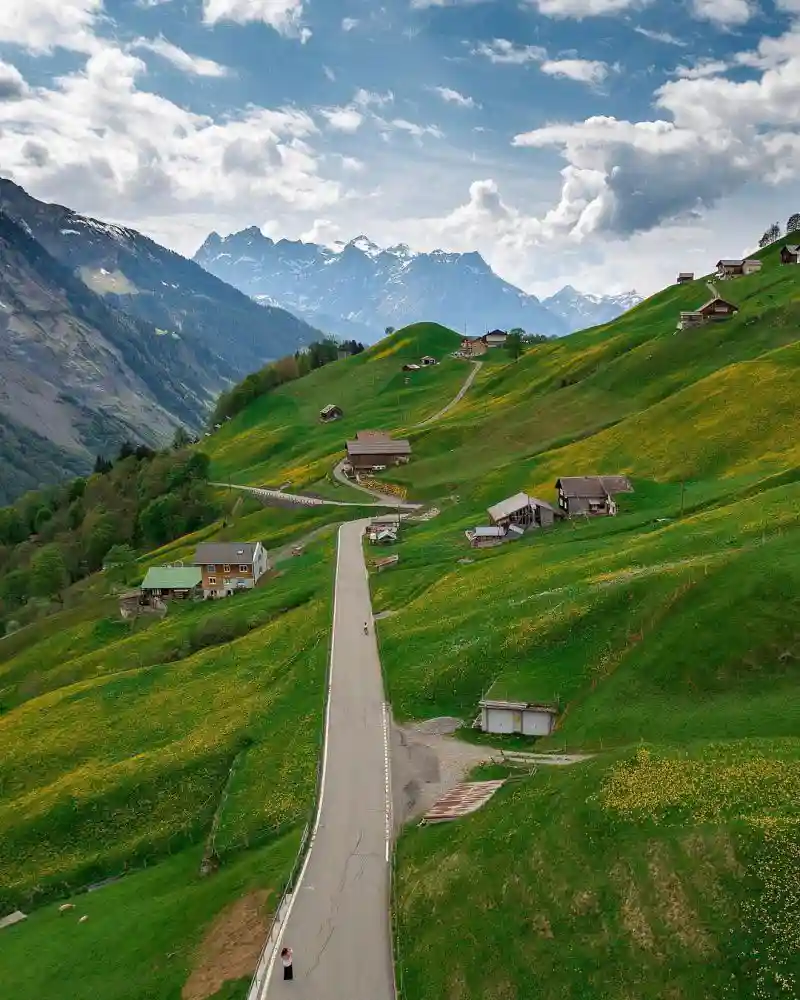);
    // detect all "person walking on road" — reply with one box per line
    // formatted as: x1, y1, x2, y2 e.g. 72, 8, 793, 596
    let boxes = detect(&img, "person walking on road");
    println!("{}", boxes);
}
280, 946, 294, 981
364, 620, 369, 634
